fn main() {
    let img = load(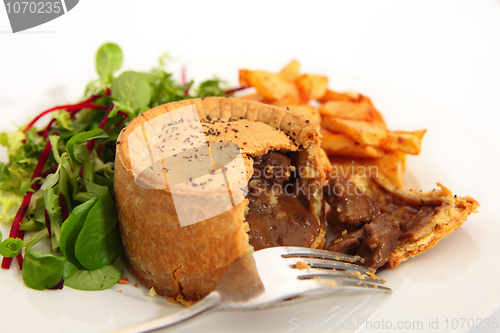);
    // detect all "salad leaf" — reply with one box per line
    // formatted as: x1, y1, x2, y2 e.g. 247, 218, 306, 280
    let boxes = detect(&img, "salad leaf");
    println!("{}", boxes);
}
196, 78, 229, 98
62, 257, 78, 280
64, 257, 122, 291
66, 128, 108, 166
23, 228, 49, 250
22, 250, 64, 290
41, 165, 61, 191
59, 196, 99, 267
44, 188, 62, 250
96, 43, 123, 81
112, 71, 152, 111
74, 191, 121, 270
0, 238, 24, 257
0, 190, 22, 224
